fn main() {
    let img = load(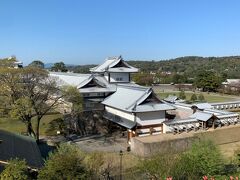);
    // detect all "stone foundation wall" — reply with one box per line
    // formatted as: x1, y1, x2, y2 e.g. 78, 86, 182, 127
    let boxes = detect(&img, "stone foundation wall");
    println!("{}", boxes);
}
131, 125, 240, 157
